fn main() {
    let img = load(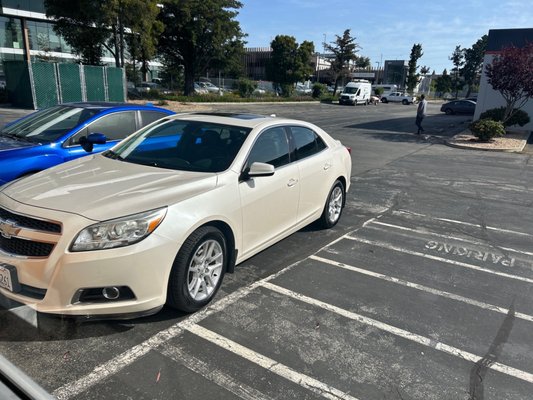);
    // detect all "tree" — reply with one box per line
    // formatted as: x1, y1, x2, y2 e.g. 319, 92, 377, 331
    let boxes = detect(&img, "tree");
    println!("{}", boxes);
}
462, 35, 488, 97
355, 56, 371, 69
486, 42, 533, 123
266, 35, 314, 97
406, 43, 423, 93
45, 0, 162, 68
449, 45, 465, 98
435, 69, 452, 97
324, 29, 360, 95
157, 0, 245, 96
